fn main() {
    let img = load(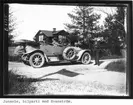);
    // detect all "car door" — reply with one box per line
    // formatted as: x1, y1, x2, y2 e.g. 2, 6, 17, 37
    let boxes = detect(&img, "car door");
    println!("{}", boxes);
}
40, 43, 66, 56
40, 44, 54, 56
52, 44, 66, 55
